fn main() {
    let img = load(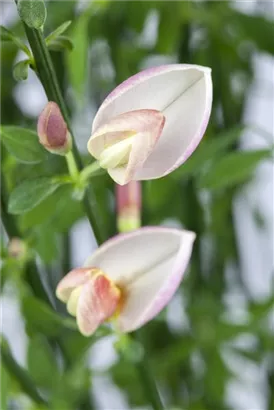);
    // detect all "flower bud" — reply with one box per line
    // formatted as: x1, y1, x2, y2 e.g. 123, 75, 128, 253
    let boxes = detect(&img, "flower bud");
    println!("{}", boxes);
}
37, 101, 72, 155
8, 237, 27, 260
116, 181, 141, 232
